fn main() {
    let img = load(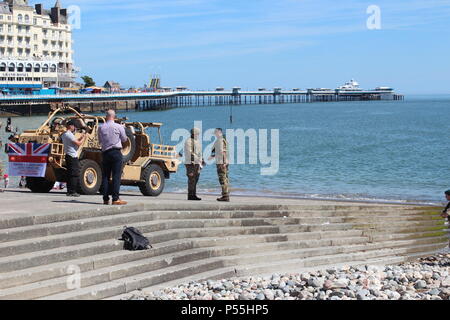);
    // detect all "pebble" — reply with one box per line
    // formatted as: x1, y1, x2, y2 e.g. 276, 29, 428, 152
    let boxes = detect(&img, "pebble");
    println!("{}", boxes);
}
356, 289, 369, 300
263, 290, 274, 300
415, 280, 427, 290
308, 277, 324, 288
256, 293, 265, 300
